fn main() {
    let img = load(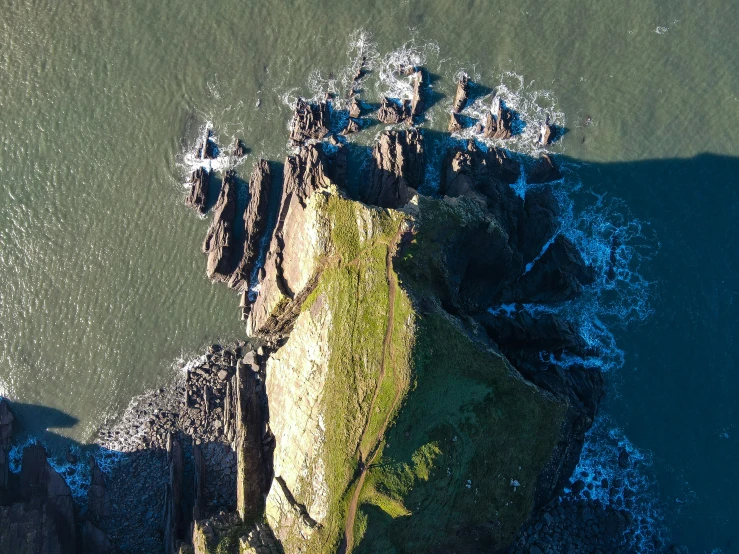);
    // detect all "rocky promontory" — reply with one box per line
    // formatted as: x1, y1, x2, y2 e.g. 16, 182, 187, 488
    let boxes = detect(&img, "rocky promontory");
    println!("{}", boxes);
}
2, 66, 646, 554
